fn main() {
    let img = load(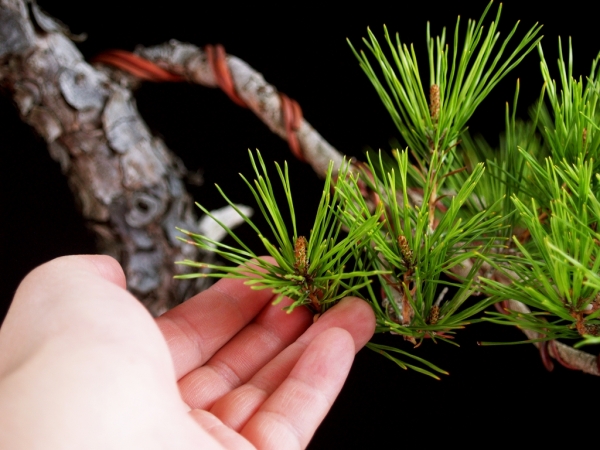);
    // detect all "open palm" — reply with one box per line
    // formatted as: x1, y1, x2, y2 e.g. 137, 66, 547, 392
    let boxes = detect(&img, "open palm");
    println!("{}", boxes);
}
0, 255, 374, 449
